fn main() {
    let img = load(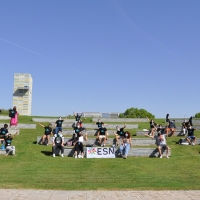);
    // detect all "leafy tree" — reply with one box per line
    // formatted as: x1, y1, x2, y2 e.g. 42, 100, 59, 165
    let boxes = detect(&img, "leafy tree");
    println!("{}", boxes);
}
195, 112, 200, 118
119, 107, 155, 119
